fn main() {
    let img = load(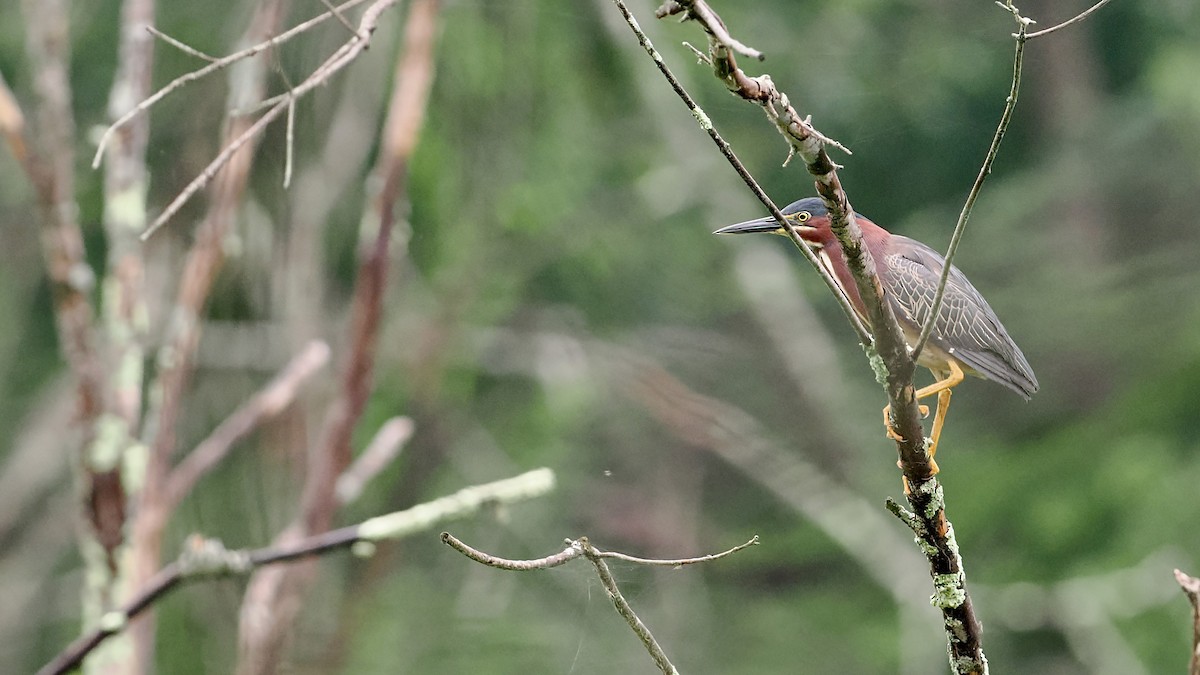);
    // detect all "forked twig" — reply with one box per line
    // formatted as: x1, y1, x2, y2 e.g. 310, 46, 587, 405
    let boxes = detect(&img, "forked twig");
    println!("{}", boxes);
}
611, 0, 871, 346
91, 0, 375, 168
443, 532, 756, 675
911, 0, 1118, 360
910, 2, 1030, 361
